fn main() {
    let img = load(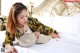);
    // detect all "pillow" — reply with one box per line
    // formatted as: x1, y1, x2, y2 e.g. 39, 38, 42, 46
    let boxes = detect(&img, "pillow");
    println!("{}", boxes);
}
51, 15, 80, 36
